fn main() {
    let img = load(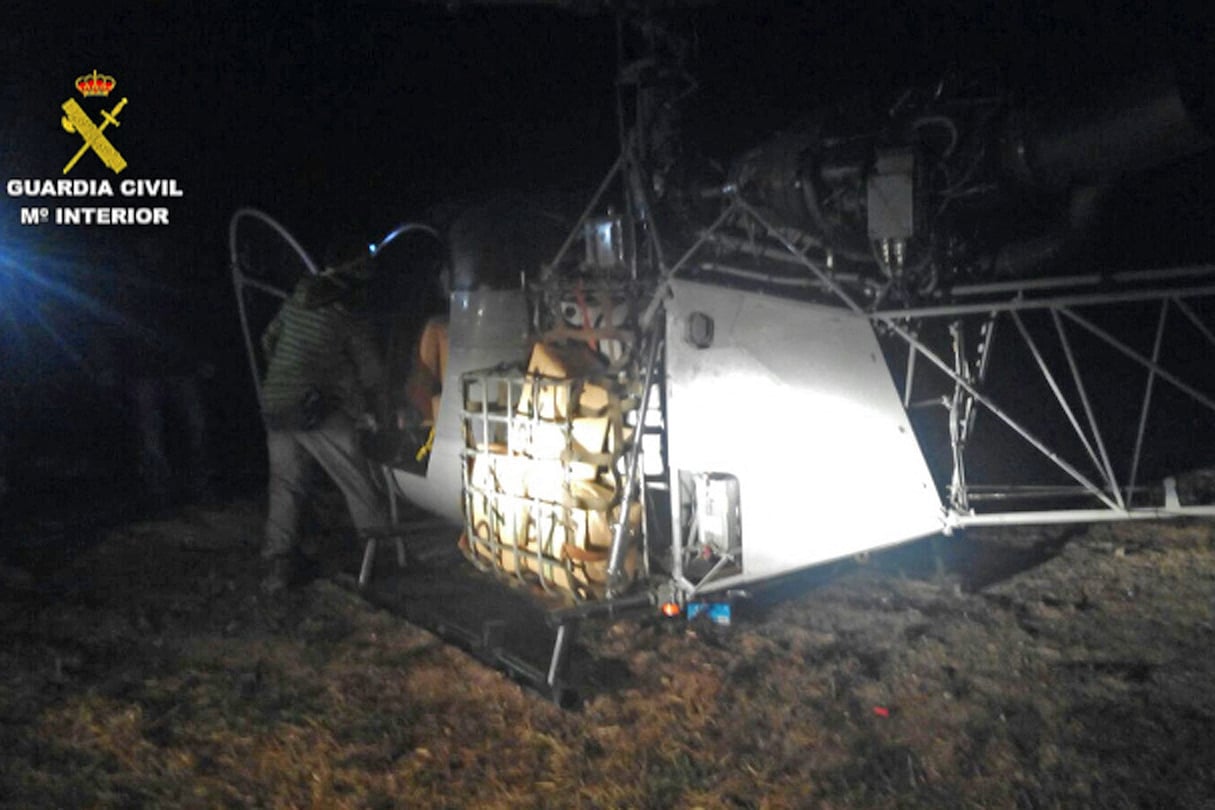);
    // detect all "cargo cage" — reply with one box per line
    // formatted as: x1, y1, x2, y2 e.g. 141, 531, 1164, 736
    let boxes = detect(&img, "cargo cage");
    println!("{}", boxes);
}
460, 360, 645, 602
